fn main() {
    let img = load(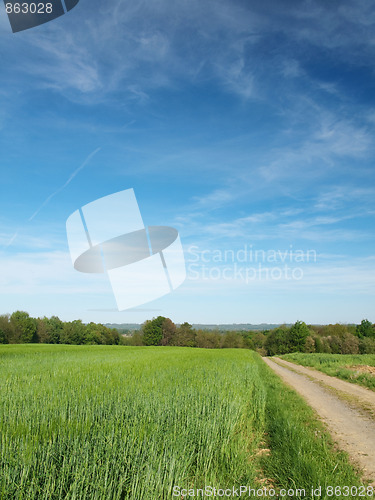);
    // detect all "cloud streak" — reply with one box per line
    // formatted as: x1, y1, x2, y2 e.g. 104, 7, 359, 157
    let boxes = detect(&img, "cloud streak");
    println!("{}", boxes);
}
28, 147, 101, 222
3, 148, 101, 249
